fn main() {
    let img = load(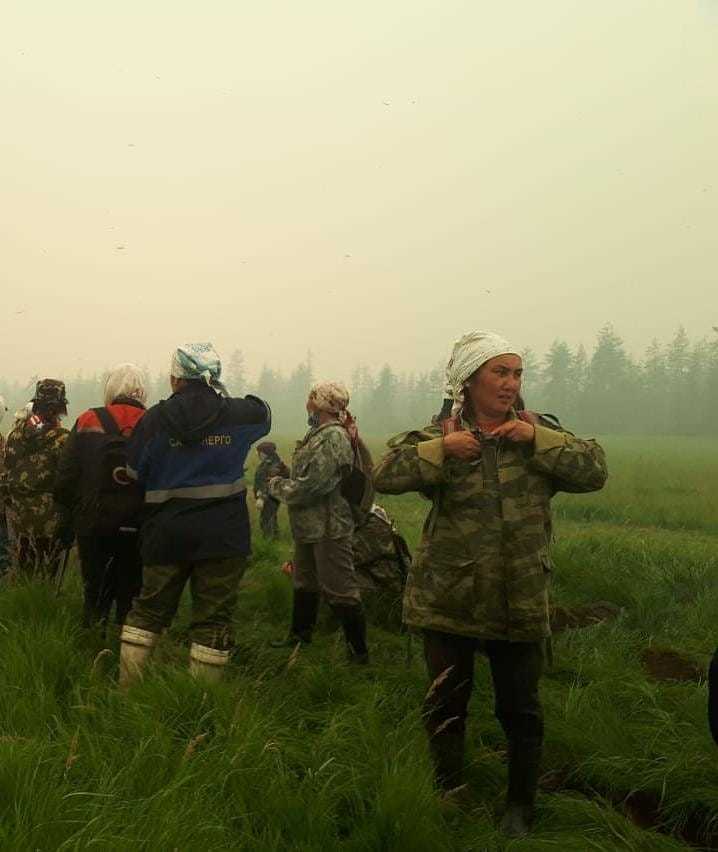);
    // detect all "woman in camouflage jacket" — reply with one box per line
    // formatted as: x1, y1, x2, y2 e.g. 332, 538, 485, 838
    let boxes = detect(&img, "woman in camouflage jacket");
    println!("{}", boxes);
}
268, 381, 369, 663
374, 331, 607, 837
